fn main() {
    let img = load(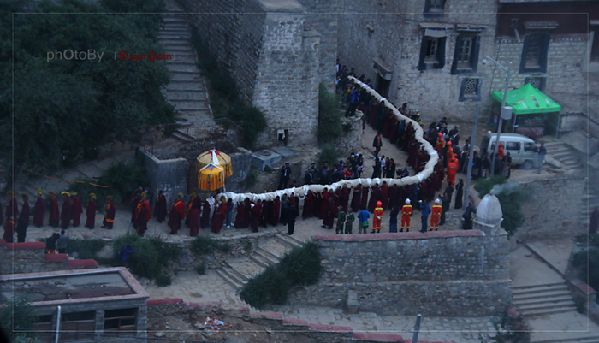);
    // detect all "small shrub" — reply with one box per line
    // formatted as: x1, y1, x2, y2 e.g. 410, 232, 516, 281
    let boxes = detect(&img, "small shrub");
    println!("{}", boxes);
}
98, 161, 149, 204
572, 249, 599, 301
242, 167, 258, 189
490, 307, 531, 343
317, 144, 339, 167
190, 235, 216, 256
0, 295, 37, 341
156, 273, 172, 287
279, 242, 322, 286
218, 242, 232, 253
318, 83, 344, 145
66, 239, 106, 259
264, 165, 273, 174
195, 263, 206, 275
